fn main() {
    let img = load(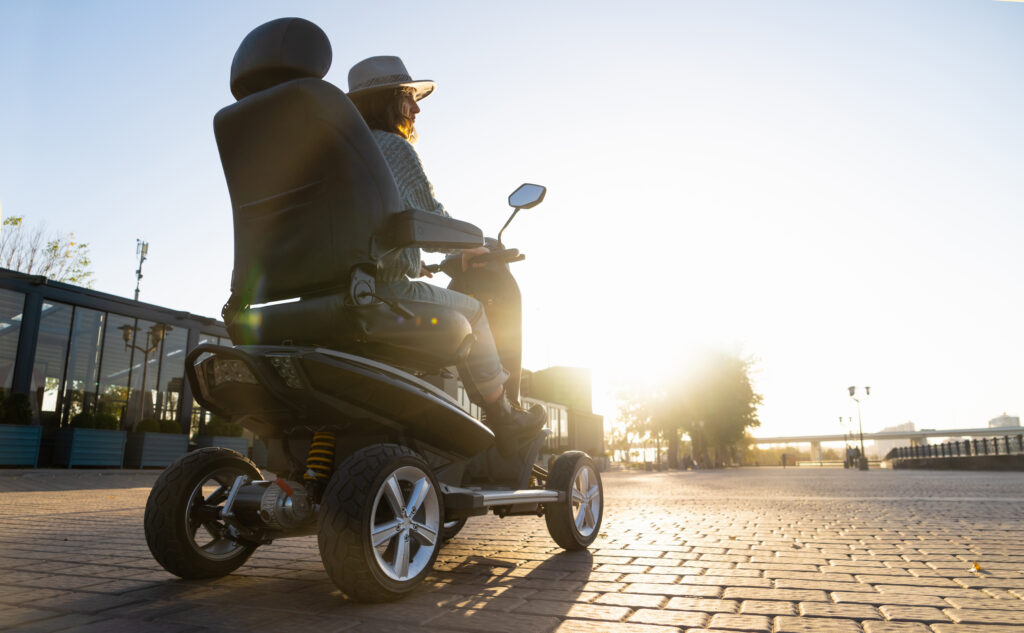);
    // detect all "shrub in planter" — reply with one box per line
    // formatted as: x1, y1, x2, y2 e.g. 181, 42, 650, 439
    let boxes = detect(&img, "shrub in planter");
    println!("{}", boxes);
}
127, 417, 187, 468
195, 415, 249, 454
94, 413, 120, 430
0, 392, 42, 466
55, 411, 126, 467
1, 393, 33, 426
70, 412, 95, 428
